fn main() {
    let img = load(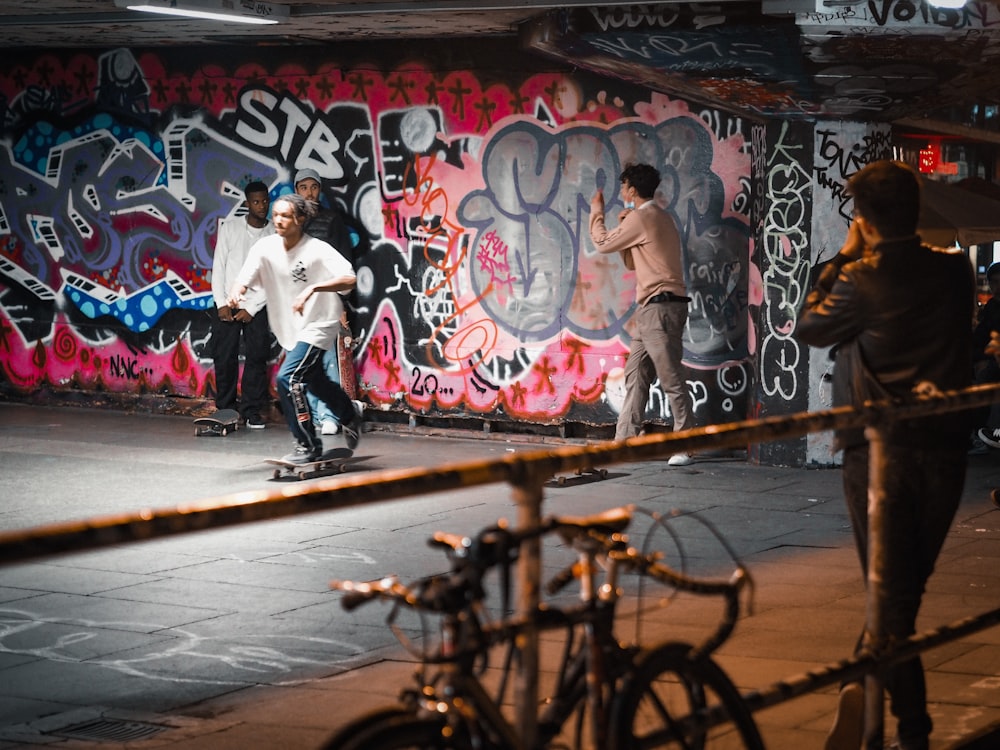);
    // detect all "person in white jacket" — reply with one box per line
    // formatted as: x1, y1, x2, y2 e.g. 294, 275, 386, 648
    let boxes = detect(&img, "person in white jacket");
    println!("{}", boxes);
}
230, 193, 362, 463
210, 181, 275, 428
